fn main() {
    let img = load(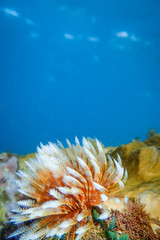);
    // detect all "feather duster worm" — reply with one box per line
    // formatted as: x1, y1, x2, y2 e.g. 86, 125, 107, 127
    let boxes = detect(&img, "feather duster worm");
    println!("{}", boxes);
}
9, 137, 127, 240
